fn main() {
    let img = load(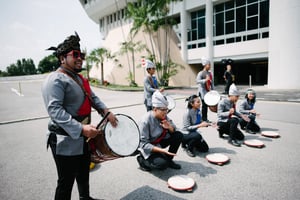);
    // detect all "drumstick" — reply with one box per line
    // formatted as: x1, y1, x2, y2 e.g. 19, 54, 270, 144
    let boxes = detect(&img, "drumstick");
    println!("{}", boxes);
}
86, 112, 111, 143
